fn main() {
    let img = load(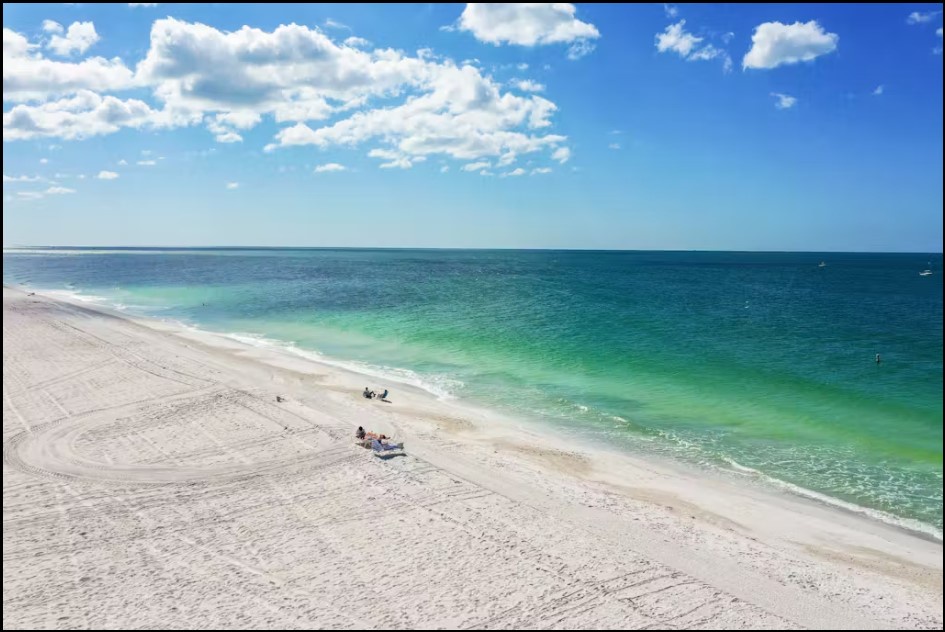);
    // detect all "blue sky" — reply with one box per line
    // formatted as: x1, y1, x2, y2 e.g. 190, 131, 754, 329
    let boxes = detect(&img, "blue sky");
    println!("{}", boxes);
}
2, 3, 943, 251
